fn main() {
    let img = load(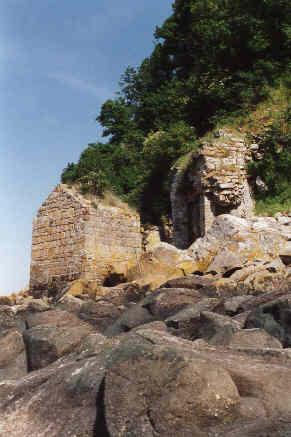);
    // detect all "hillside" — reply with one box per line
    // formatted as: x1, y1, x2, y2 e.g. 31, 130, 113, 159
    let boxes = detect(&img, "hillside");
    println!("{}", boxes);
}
61, 0, 291, 222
